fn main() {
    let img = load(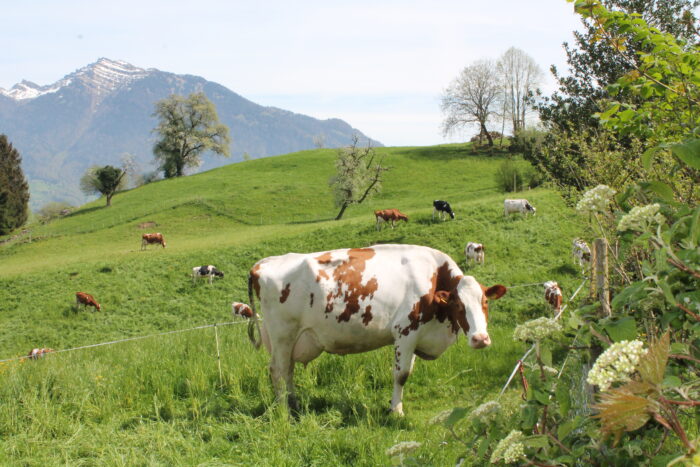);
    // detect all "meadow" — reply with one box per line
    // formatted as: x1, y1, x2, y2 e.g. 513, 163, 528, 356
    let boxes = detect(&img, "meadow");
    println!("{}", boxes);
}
0, 144, 588, 466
